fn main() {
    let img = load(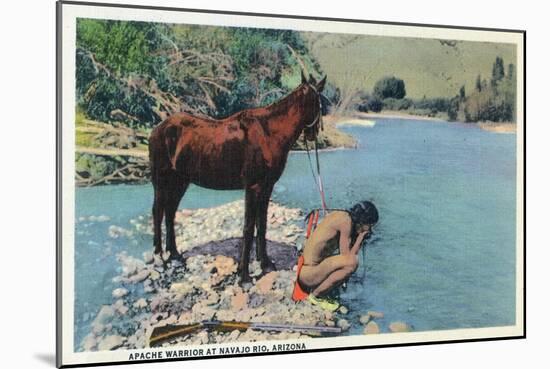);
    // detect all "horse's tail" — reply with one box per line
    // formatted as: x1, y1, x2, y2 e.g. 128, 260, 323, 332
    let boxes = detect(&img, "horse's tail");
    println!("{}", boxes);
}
148, 126, 162, 186
161, 124, 182, 171
148, 122, 182, 183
